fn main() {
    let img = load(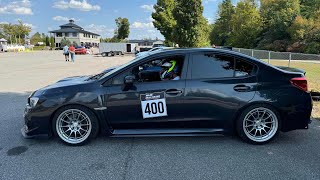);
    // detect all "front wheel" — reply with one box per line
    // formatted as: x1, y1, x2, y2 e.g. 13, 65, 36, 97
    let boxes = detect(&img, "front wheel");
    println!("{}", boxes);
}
52, 105, 99, 146
236, 104, 280, 145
